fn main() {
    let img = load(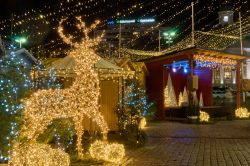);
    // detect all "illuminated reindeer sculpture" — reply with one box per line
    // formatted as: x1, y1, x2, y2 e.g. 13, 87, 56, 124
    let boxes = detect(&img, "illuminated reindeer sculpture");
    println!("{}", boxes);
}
17, 17, 108, 159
